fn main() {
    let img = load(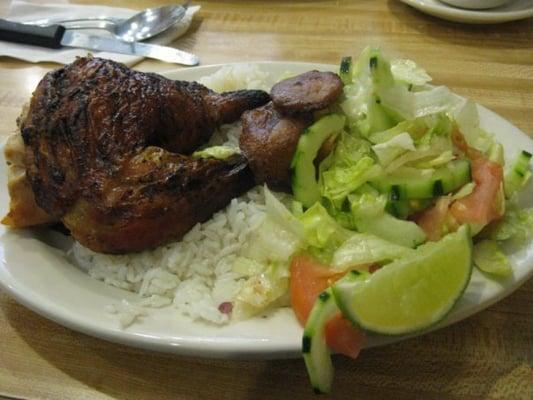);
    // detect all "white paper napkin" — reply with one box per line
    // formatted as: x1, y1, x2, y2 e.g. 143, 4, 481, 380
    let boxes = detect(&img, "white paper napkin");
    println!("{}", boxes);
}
0, 1, 200, 66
